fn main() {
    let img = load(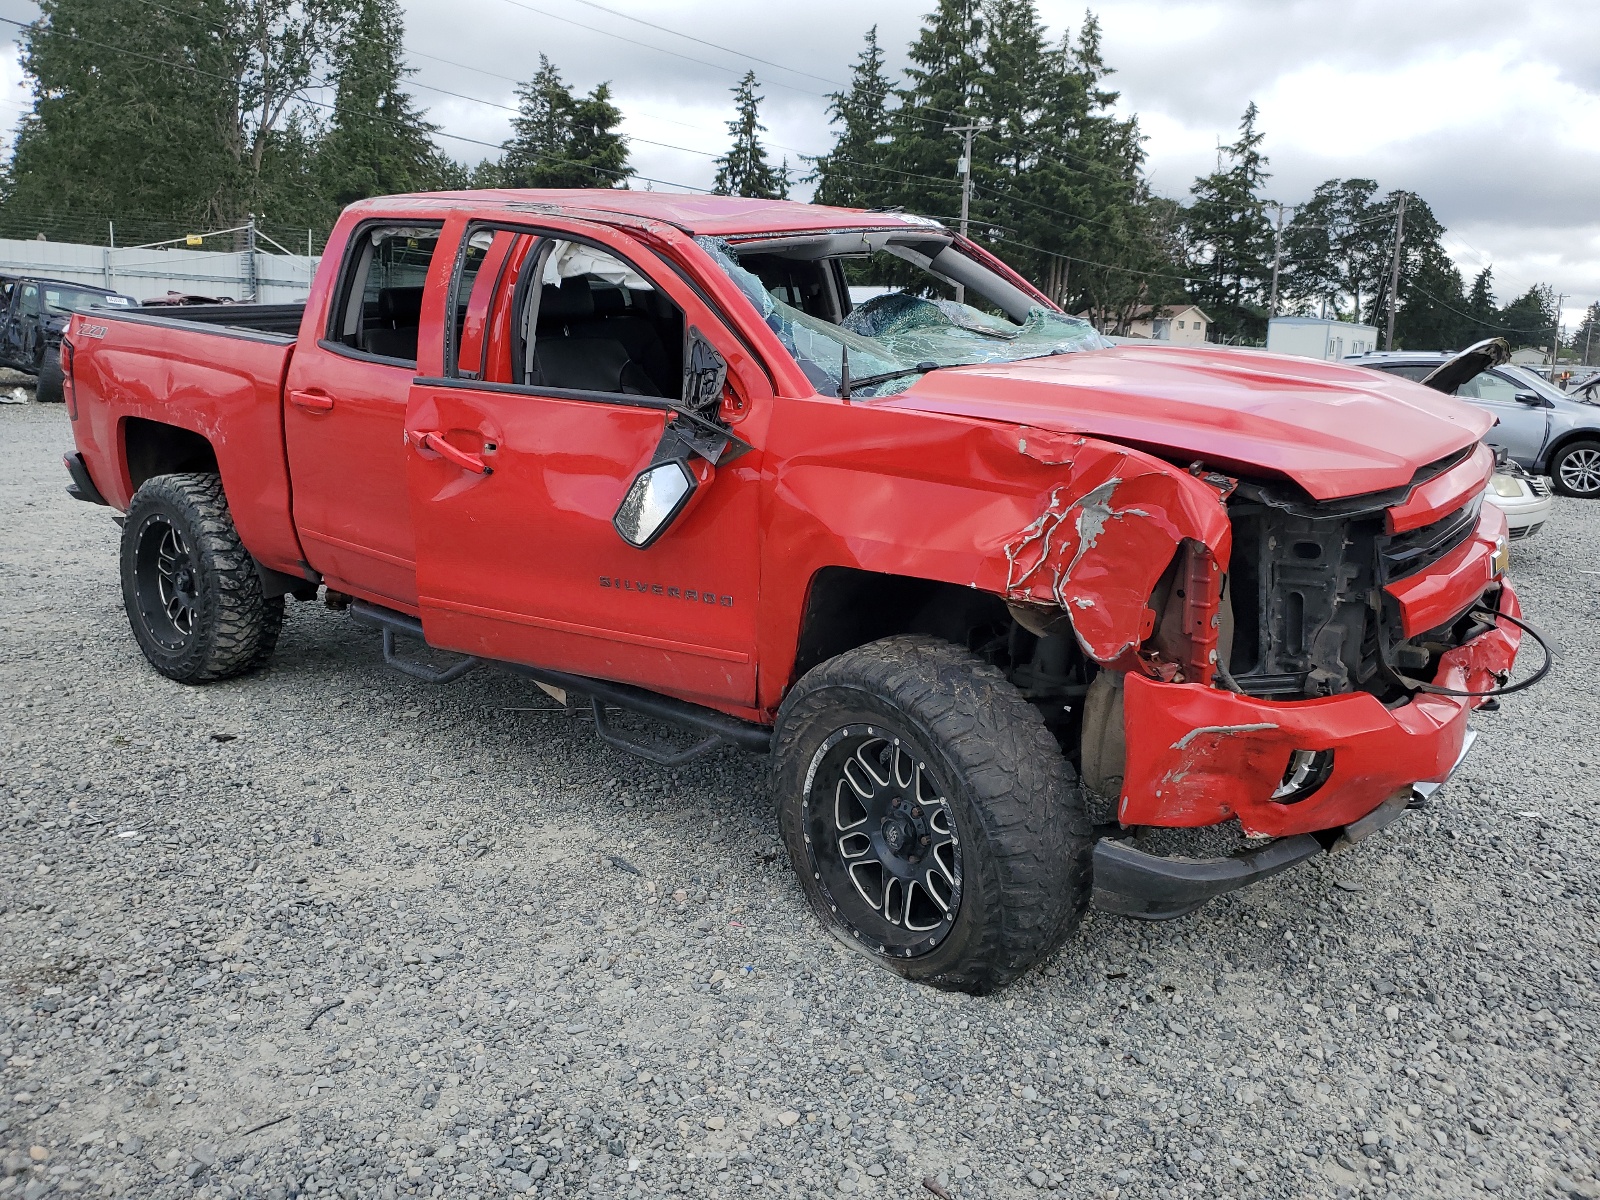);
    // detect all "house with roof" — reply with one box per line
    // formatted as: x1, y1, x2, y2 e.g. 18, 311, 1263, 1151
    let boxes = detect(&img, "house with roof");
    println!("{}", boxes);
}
1079, 304, 1211, 345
